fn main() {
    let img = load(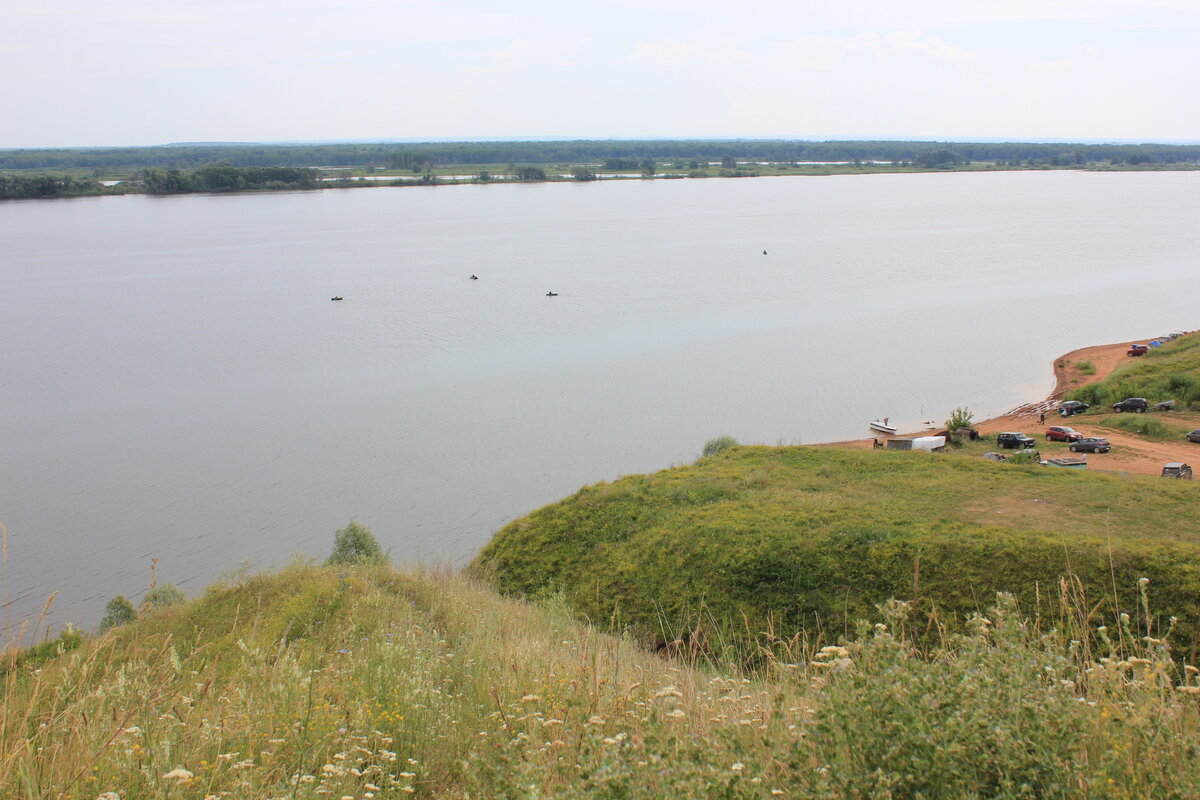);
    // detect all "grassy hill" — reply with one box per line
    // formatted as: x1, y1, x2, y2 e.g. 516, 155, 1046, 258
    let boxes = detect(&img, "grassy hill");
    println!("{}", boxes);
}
1067, 332, 1200, 410
474, 444, 1200, 659
7, 563, 1200, 798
